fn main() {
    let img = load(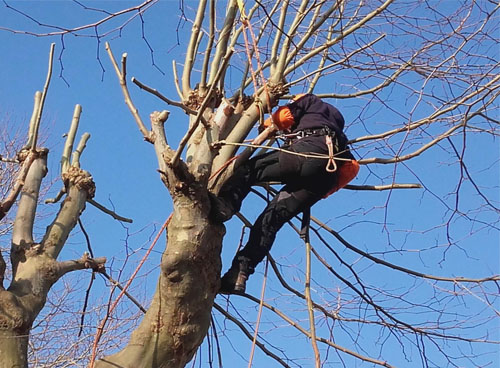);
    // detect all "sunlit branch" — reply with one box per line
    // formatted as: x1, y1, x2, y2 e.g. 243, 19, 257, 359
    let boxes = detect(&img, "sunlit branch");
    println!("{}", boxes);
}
284, 0, 394, 75
273, 0, 311, 82
29, 43, 55, 151
359, 122, 463, 164
288, 1, 341, 74
344, 183, 422, 190
131, 77, 201, 118
307, 22, 332, 94
71, 132, 90, 168
182, 0, 207, 96
171, 49, 233, 168
200, 0, 215, 91
61, 104, 82, 174
105, 42, 151, 142
285, 34, 384, 88
25, 91, 42, 150
87, 199, 133, 223
58, 254, 106, 277
270, 0, 289, 75
172, 60, 184, 100
208, 0, 237, 86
